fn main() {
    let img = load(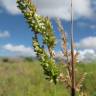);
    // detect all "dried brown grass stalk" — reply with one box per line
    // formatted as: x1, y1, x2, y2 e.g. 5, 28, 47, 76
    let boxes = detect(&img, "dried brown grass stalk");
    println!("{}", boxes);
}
55, 18, 87, 96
